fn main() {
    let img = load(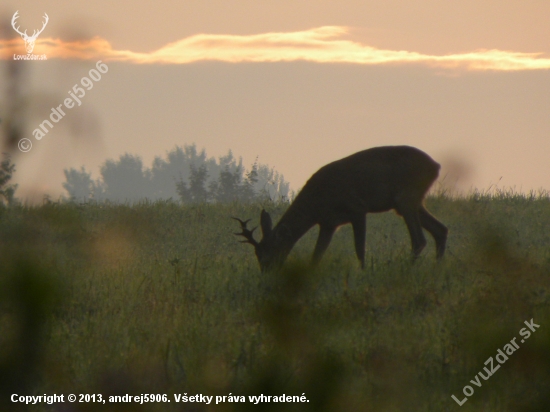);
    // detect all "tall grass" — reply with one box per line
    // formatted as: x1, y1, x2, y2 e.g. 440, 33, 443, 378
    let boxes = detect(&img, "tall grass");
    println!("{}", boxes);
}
1, 193, 549, 411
